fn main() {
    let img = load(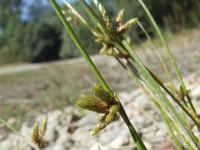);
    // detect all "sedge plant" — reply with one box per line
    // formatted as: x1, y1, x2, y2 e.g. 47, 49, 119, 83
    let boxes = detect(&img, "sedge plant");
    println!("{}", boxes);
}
49, 0, 200, 149
49, 0, 147, 149
0, 117, 40, 150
